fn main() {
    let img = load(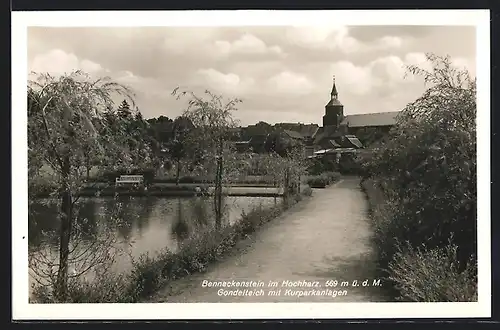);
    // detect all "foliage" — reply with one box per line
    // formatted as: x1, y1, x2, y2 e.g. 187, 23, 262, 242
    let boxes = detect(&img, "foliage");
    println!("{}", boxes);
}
307, 157, 338, 175
388, 241, 477, 302
28, 78, 310, 303
359, 53, 477, 301
353, 127, 391, 147
28, 71, 142, 301
306, 172, 341, 188
301, 186, 313, 197
31, 190, 310, 303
